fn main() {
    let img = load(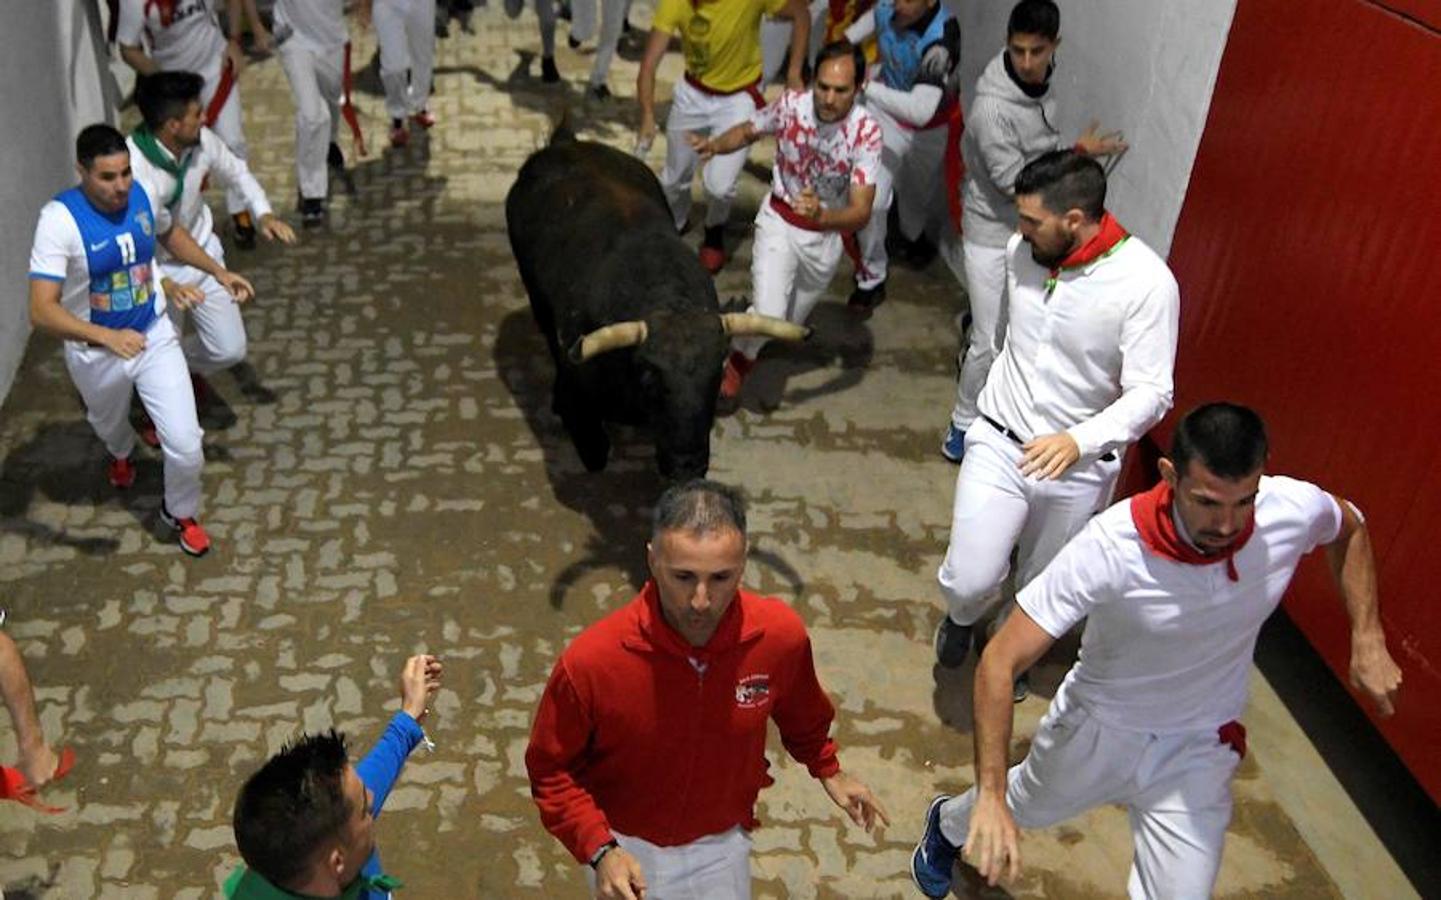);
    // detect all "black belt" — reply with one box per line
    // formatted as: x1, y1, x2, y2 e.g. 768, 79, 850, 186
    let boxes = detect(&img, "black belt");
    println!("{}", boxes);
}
981, 414, 1116, 462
